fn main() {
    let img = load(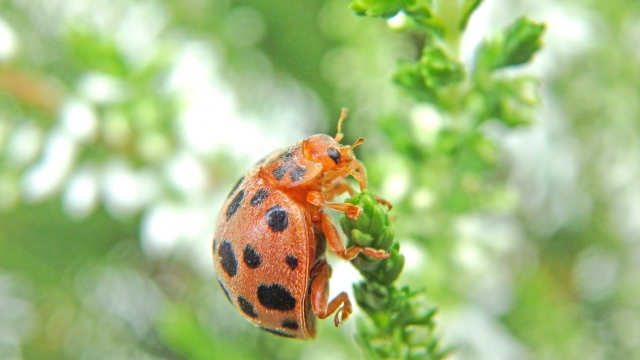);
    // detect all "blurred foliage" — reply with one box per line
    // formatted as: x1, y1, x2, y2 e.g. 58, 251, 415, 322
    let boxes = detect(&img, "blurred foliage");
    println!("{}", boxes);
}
0, 0, 640, 360
346, 1, 544, 358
